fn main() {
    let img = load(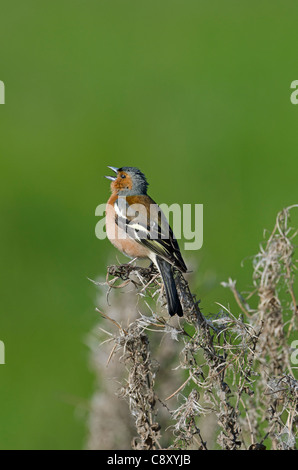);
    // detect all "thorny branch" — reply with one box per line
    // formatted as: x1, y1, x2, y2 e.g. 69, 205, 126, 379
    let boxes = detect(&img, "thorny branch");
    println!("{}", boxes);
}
87, 206, 298, 450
